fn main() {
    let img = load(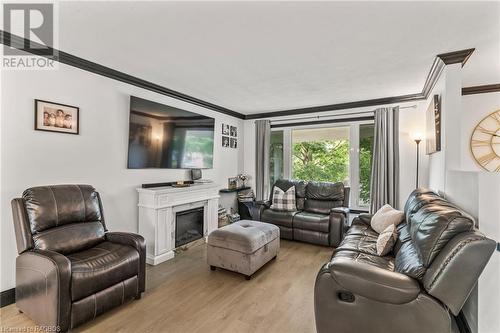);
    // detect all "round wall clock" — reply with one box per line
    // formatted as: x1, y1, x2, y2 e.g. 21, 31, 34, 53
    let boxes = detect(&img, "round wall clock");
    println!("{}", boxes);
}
470, 109, 500, 172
